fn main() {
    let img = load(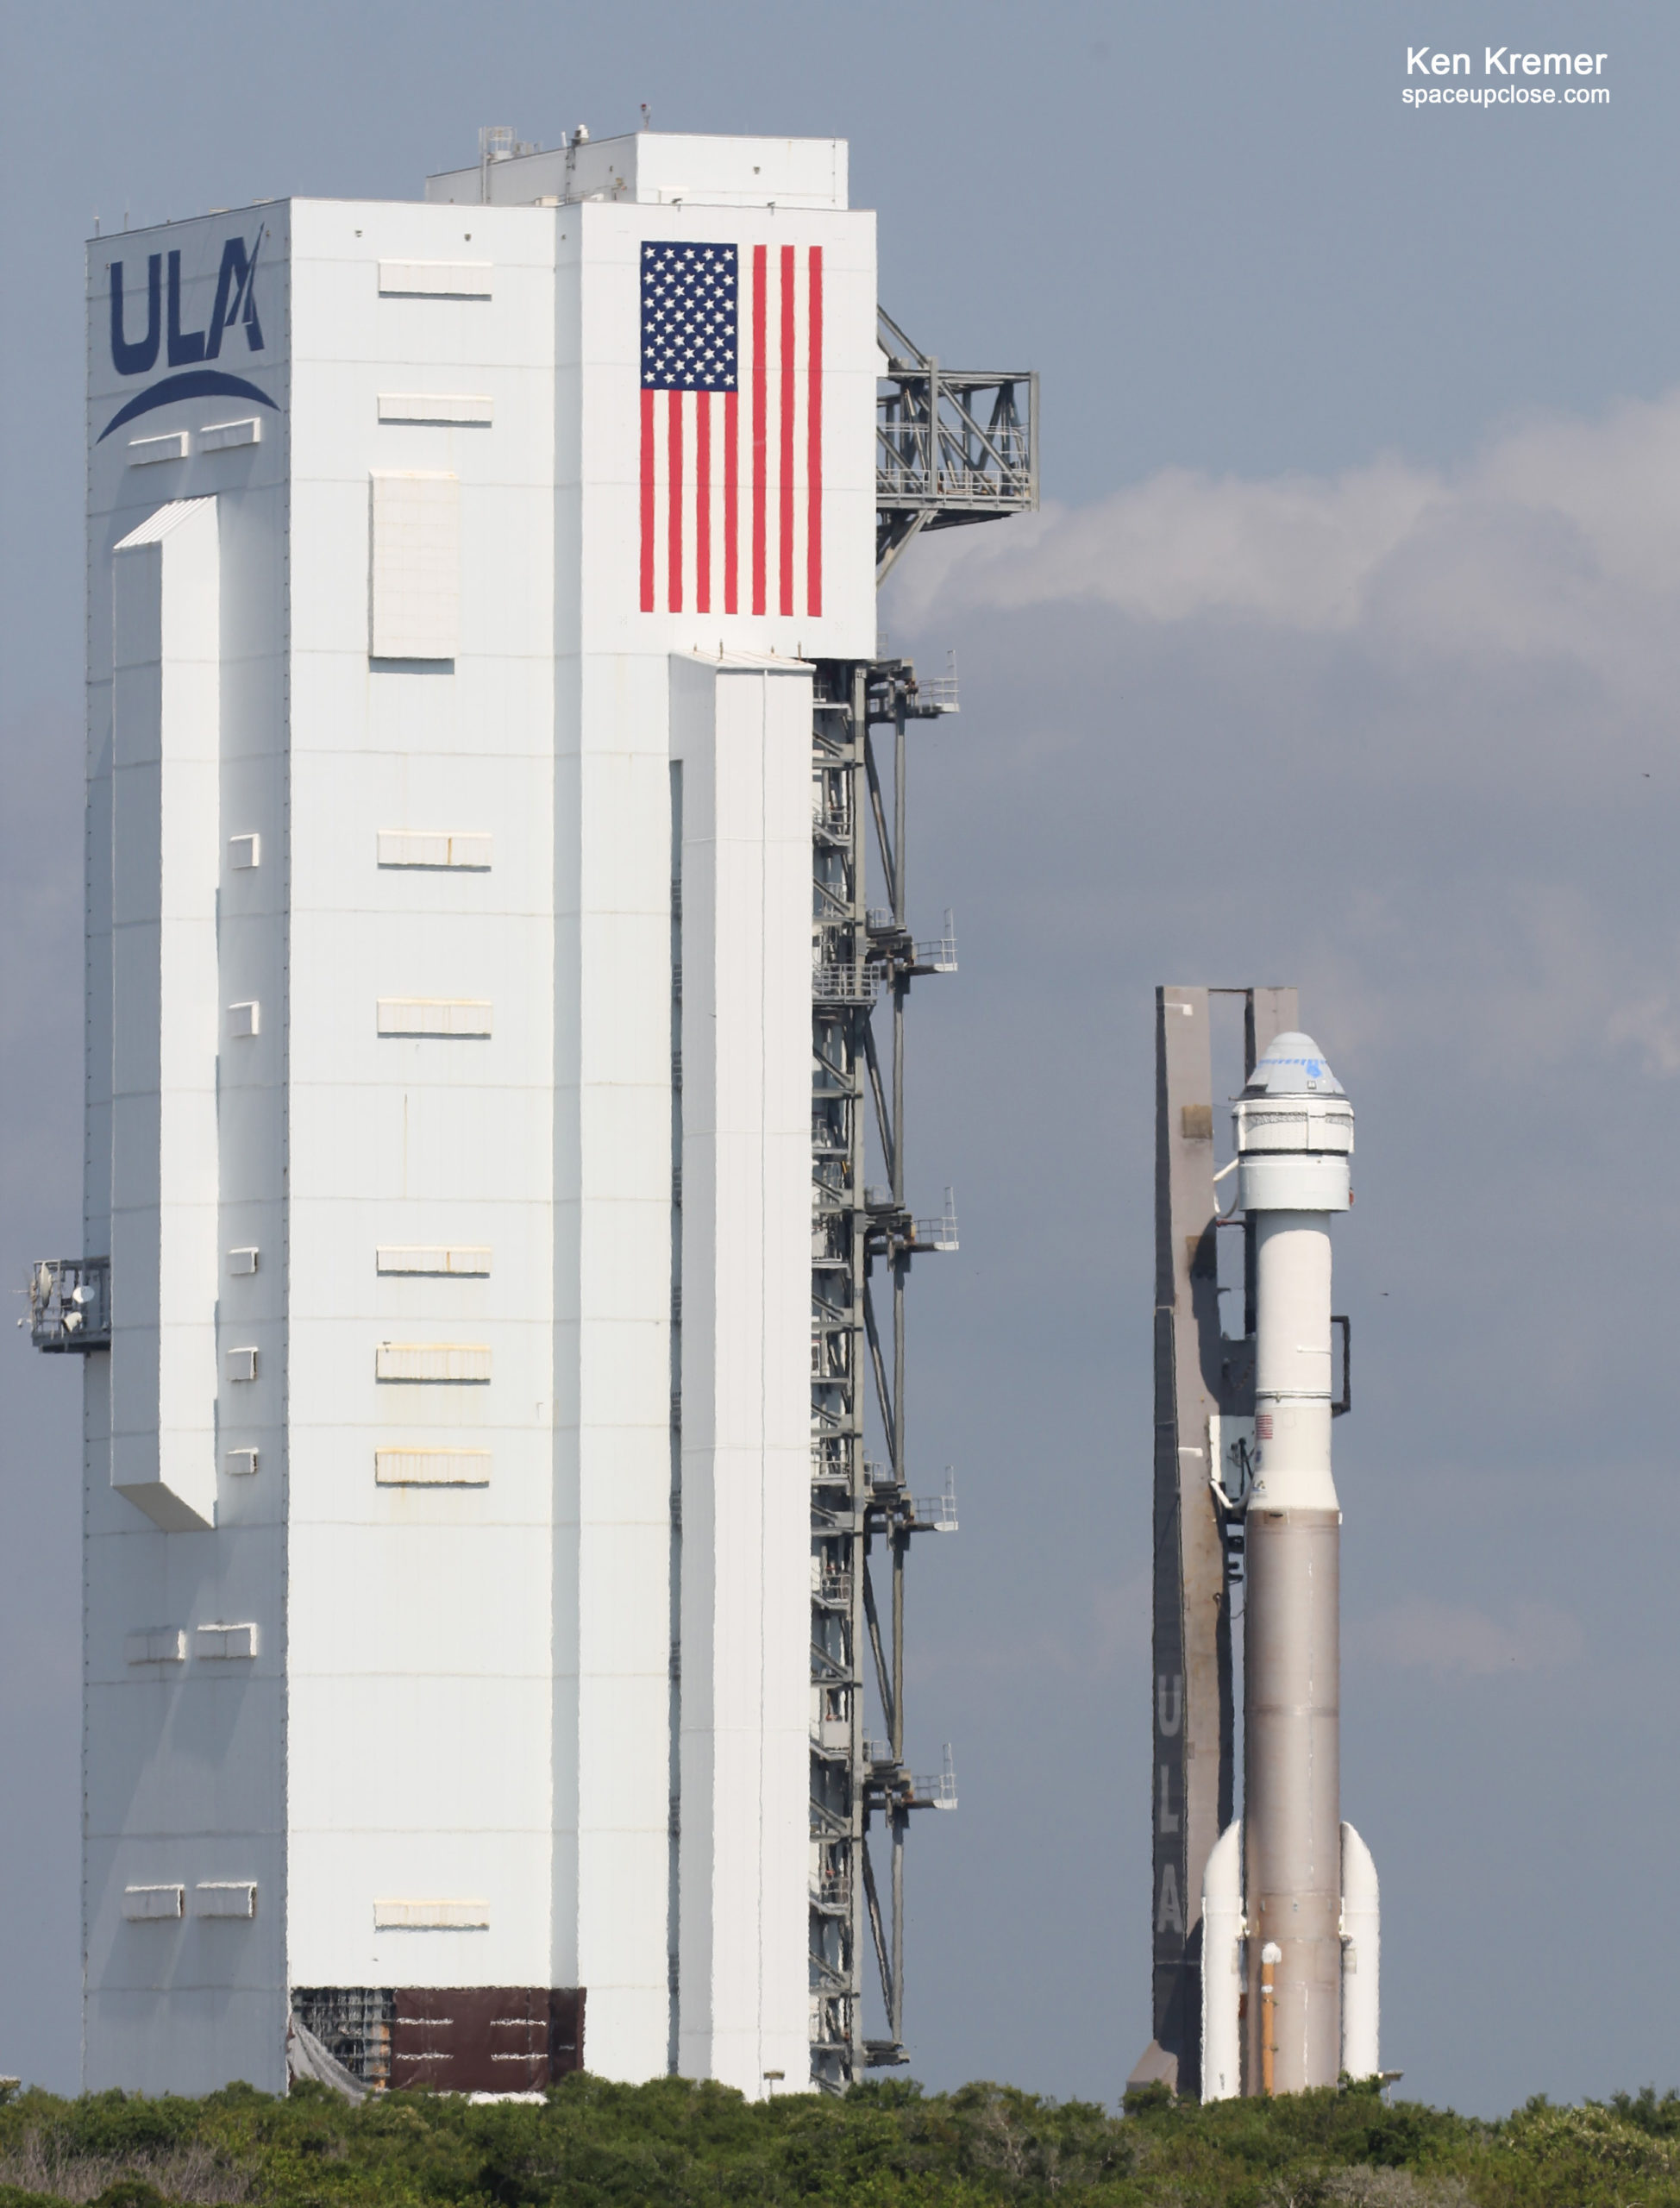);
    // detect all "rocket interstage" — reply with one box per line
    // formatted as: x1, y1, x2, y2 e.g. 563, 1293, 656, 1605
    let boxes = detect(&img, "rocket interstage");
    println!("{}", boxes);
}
1199, 1031, 1380, 2098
